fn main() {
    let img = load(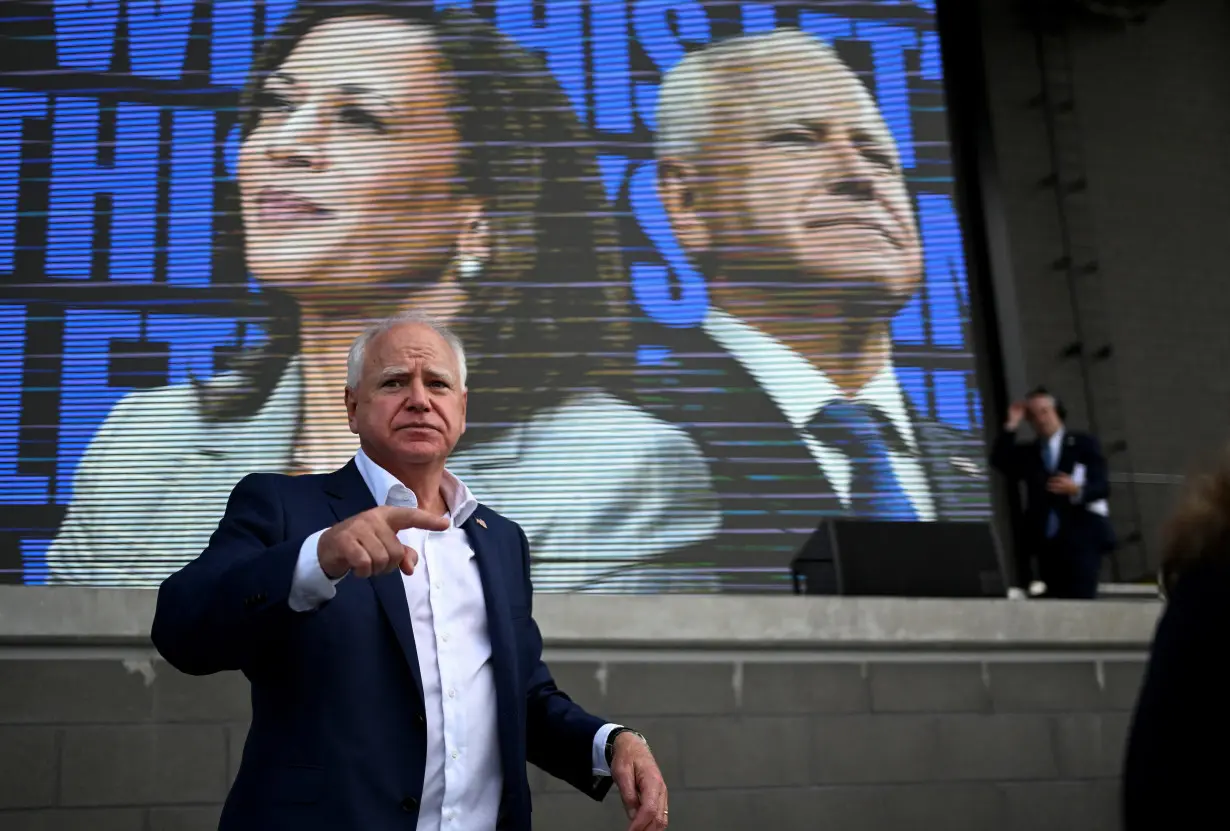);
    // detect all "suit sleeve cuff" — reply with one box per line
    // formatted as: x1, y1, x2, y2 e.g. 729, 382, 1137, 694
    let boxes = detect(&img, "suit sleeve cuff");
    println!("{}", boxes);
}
592, 722, 623, 776
288, 529, 343, 612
